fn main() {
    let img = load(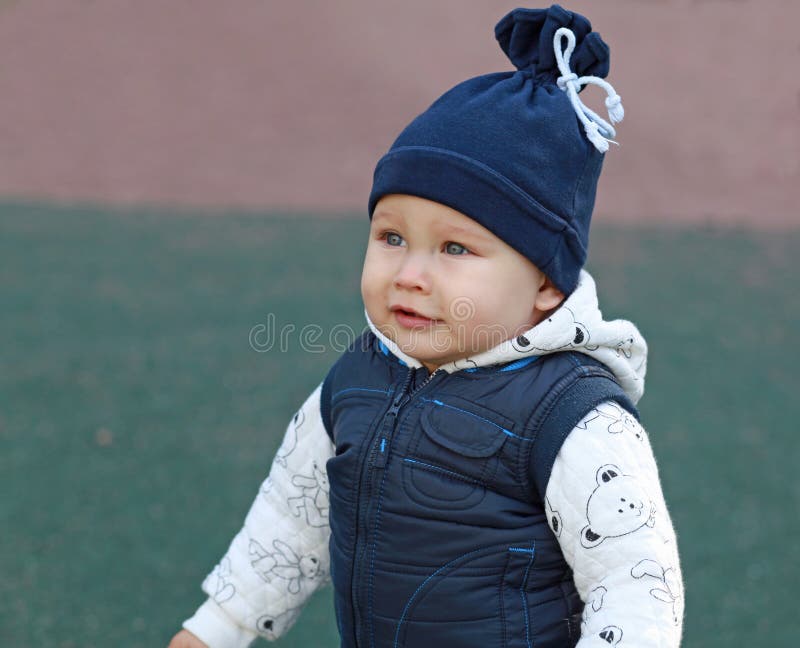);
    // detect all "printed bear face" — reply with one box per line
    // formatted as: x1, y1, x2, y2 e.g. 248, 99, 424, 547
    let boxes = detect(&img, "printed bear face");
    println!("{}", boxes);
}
299, 555, 320, 578
581, 464, 656, 548
510, 306, 593, 354
256, 604, 302, 639
607, 412, 643, 441
312, 461, 329, 492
